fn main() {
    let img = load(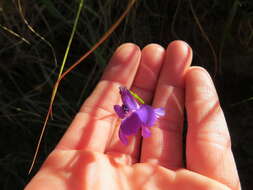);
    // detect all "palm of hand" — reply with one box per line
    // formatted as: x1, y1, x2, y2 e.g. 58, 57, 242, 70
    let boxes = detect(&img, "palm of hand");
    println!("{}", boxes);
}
27, 149, 229, 190
26, 42, 240, 190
